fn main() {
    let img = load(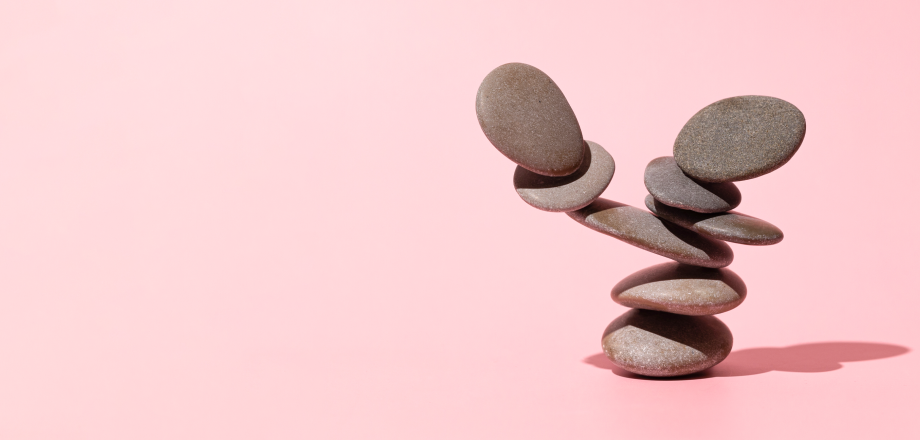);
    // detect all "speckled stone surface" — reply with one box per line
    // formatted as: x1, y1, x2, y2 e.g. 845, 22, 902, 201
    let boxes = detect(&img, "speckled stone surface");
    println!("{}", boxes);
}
513, 140, 614, 212
645, 195, 783, 246
567, 199, 733, 268
674, 96, 806, 182
644, 156, 741, 213
602, 309, 733, 377
612, 262, 746, 315
476, 63, 584, 177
